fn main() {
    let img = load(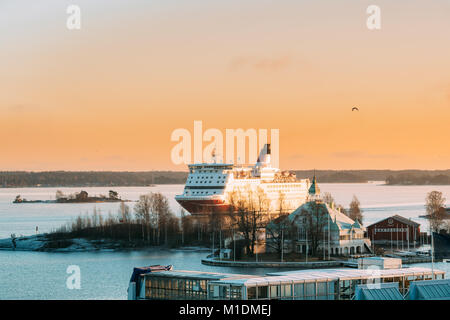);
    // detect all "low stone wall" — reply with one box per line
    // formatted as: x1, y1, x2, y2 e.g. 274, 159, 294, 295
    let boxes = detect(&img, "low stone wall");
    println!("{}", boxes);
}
201, 257, 342, 268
